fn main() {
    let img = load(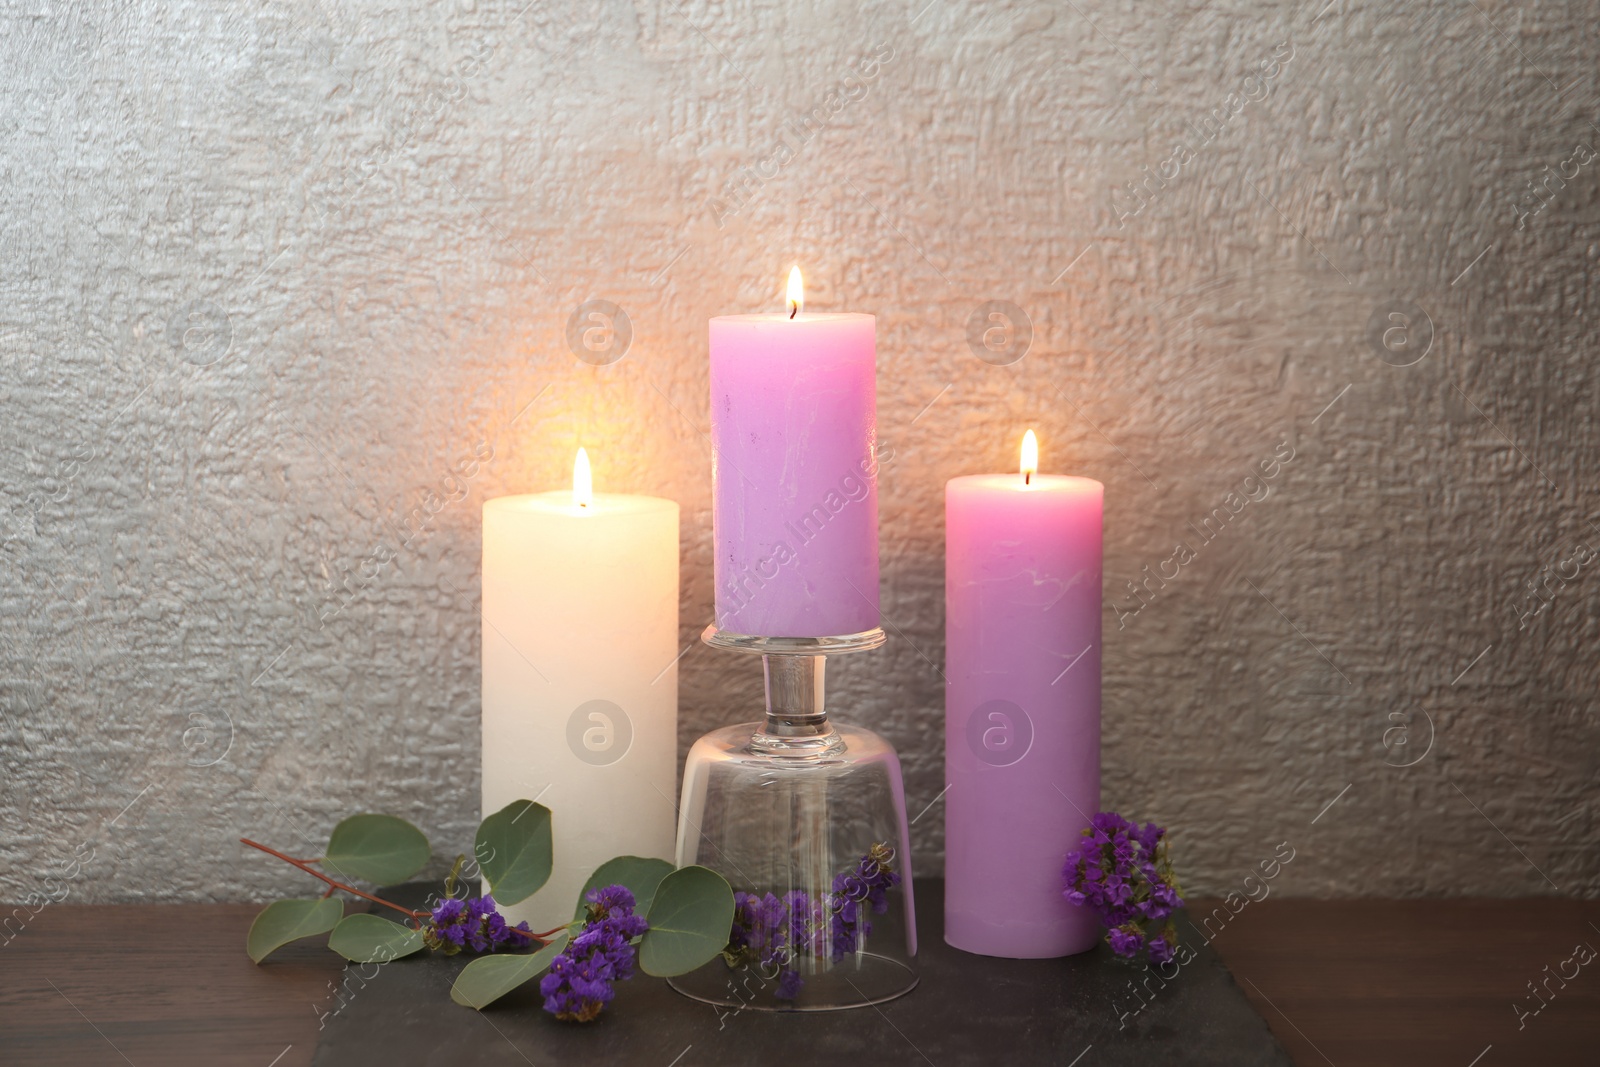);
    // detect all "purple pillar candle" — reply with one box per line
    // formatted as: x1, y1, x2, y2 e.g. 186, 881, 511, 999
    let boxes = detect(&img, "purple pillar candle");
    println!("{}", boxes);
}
944, 431, 1102, 958
709, 269, 879, 639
